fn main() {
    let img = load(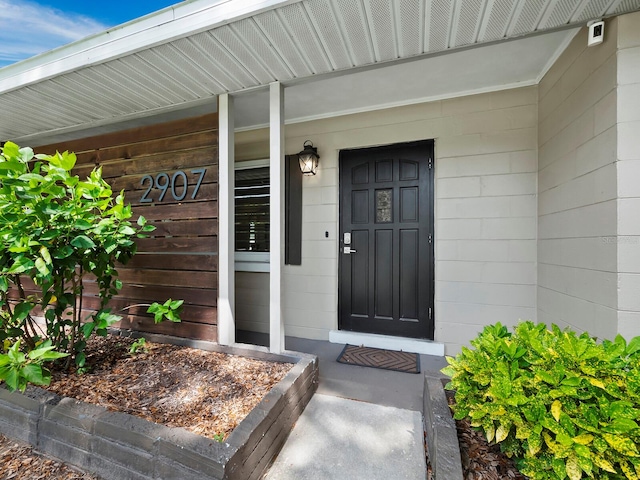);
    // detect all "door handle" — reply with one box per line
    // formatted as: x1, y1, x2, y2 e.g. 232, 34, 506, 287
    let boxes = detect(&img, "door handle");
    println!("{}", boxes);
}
343, 247, 357, 254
